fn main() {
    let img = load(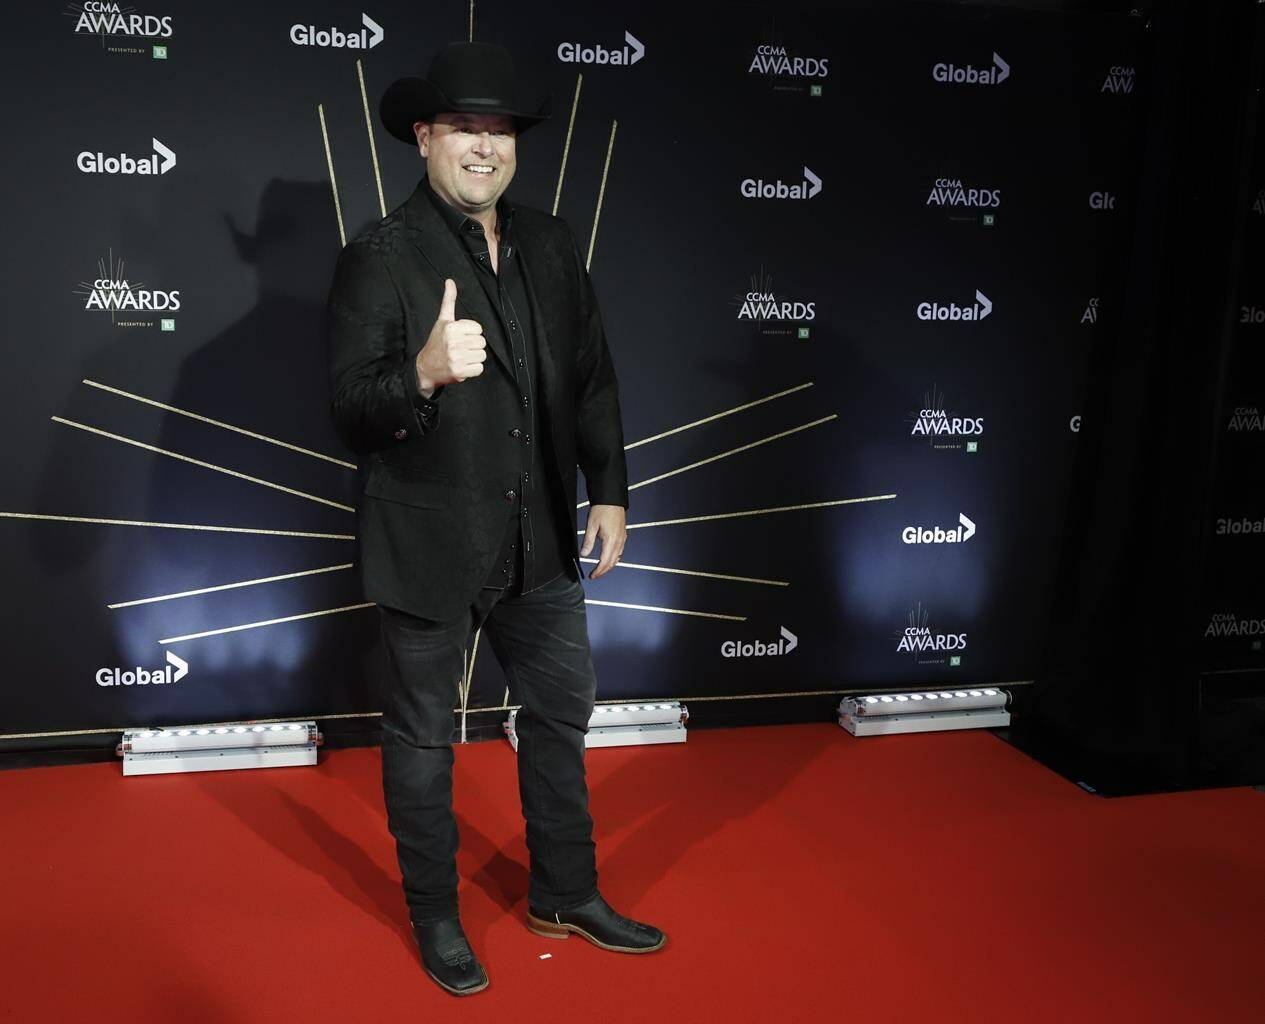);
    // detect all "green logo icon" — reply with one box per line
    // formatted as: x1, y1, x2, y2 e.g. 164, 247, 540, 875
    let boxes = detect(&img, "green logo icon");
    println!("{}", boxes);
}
982, 213, 995, 227
949, 655, 961, 667
153, 45, 168, 60
160, 318, 175, 332
797, 327, 810, 339
966, 440, 978, 453
809, 84, 823, 97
